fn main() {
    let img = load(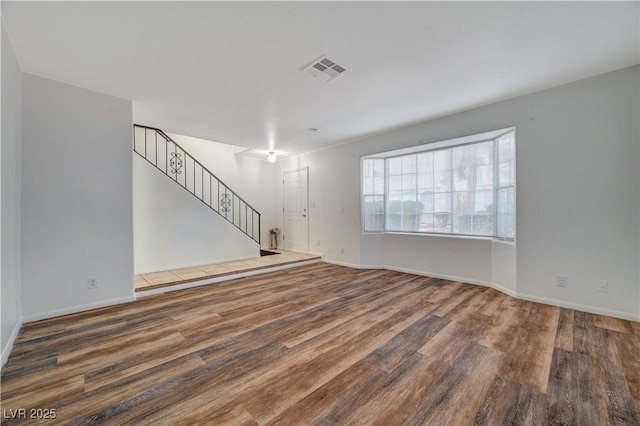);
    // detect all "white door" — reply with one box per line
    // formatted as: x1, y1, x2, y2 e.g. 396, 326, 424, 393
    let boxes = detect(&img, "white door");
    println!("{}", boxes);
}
283, 168, 309, 253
